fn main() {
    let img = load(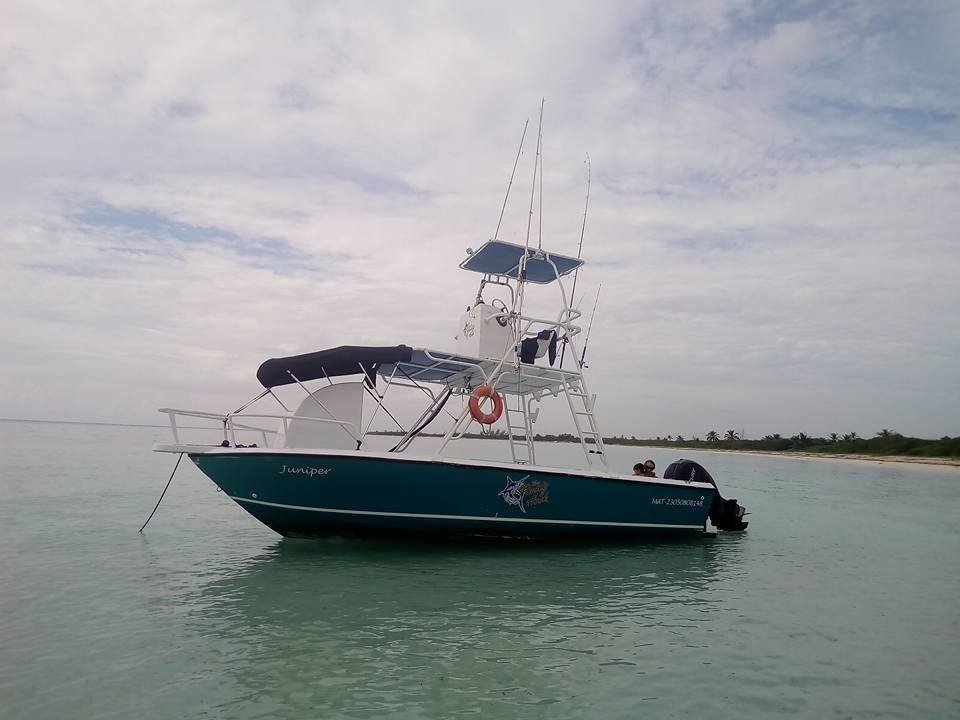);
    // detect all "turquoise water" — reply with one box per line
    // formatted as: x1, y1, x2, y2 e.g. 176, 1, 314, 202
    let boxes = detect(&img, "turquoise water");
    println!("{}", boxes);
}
1, 421, 958, 719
